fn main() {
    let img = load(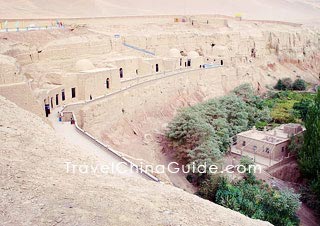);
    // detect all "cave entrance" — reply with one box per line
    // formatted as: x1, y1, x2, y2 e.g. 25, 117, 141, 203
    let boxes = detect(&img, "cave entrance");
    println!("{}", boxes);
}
187, 59, 191, 67
55, 94, 59, 106
119, 68, 123, 78
50, 97, 53, 108
106, 78, 110, 89
44, 104, 50, 117
61, 89, 65, 101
